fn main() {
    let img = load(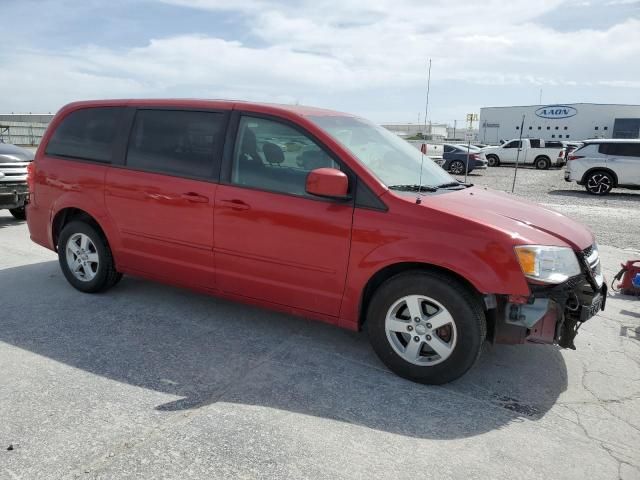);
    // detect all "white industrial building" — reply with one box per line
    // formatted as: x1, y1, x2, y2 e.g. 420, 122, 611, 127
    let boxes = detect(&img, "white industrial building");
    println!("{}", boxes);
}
479, 103, 640, 144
